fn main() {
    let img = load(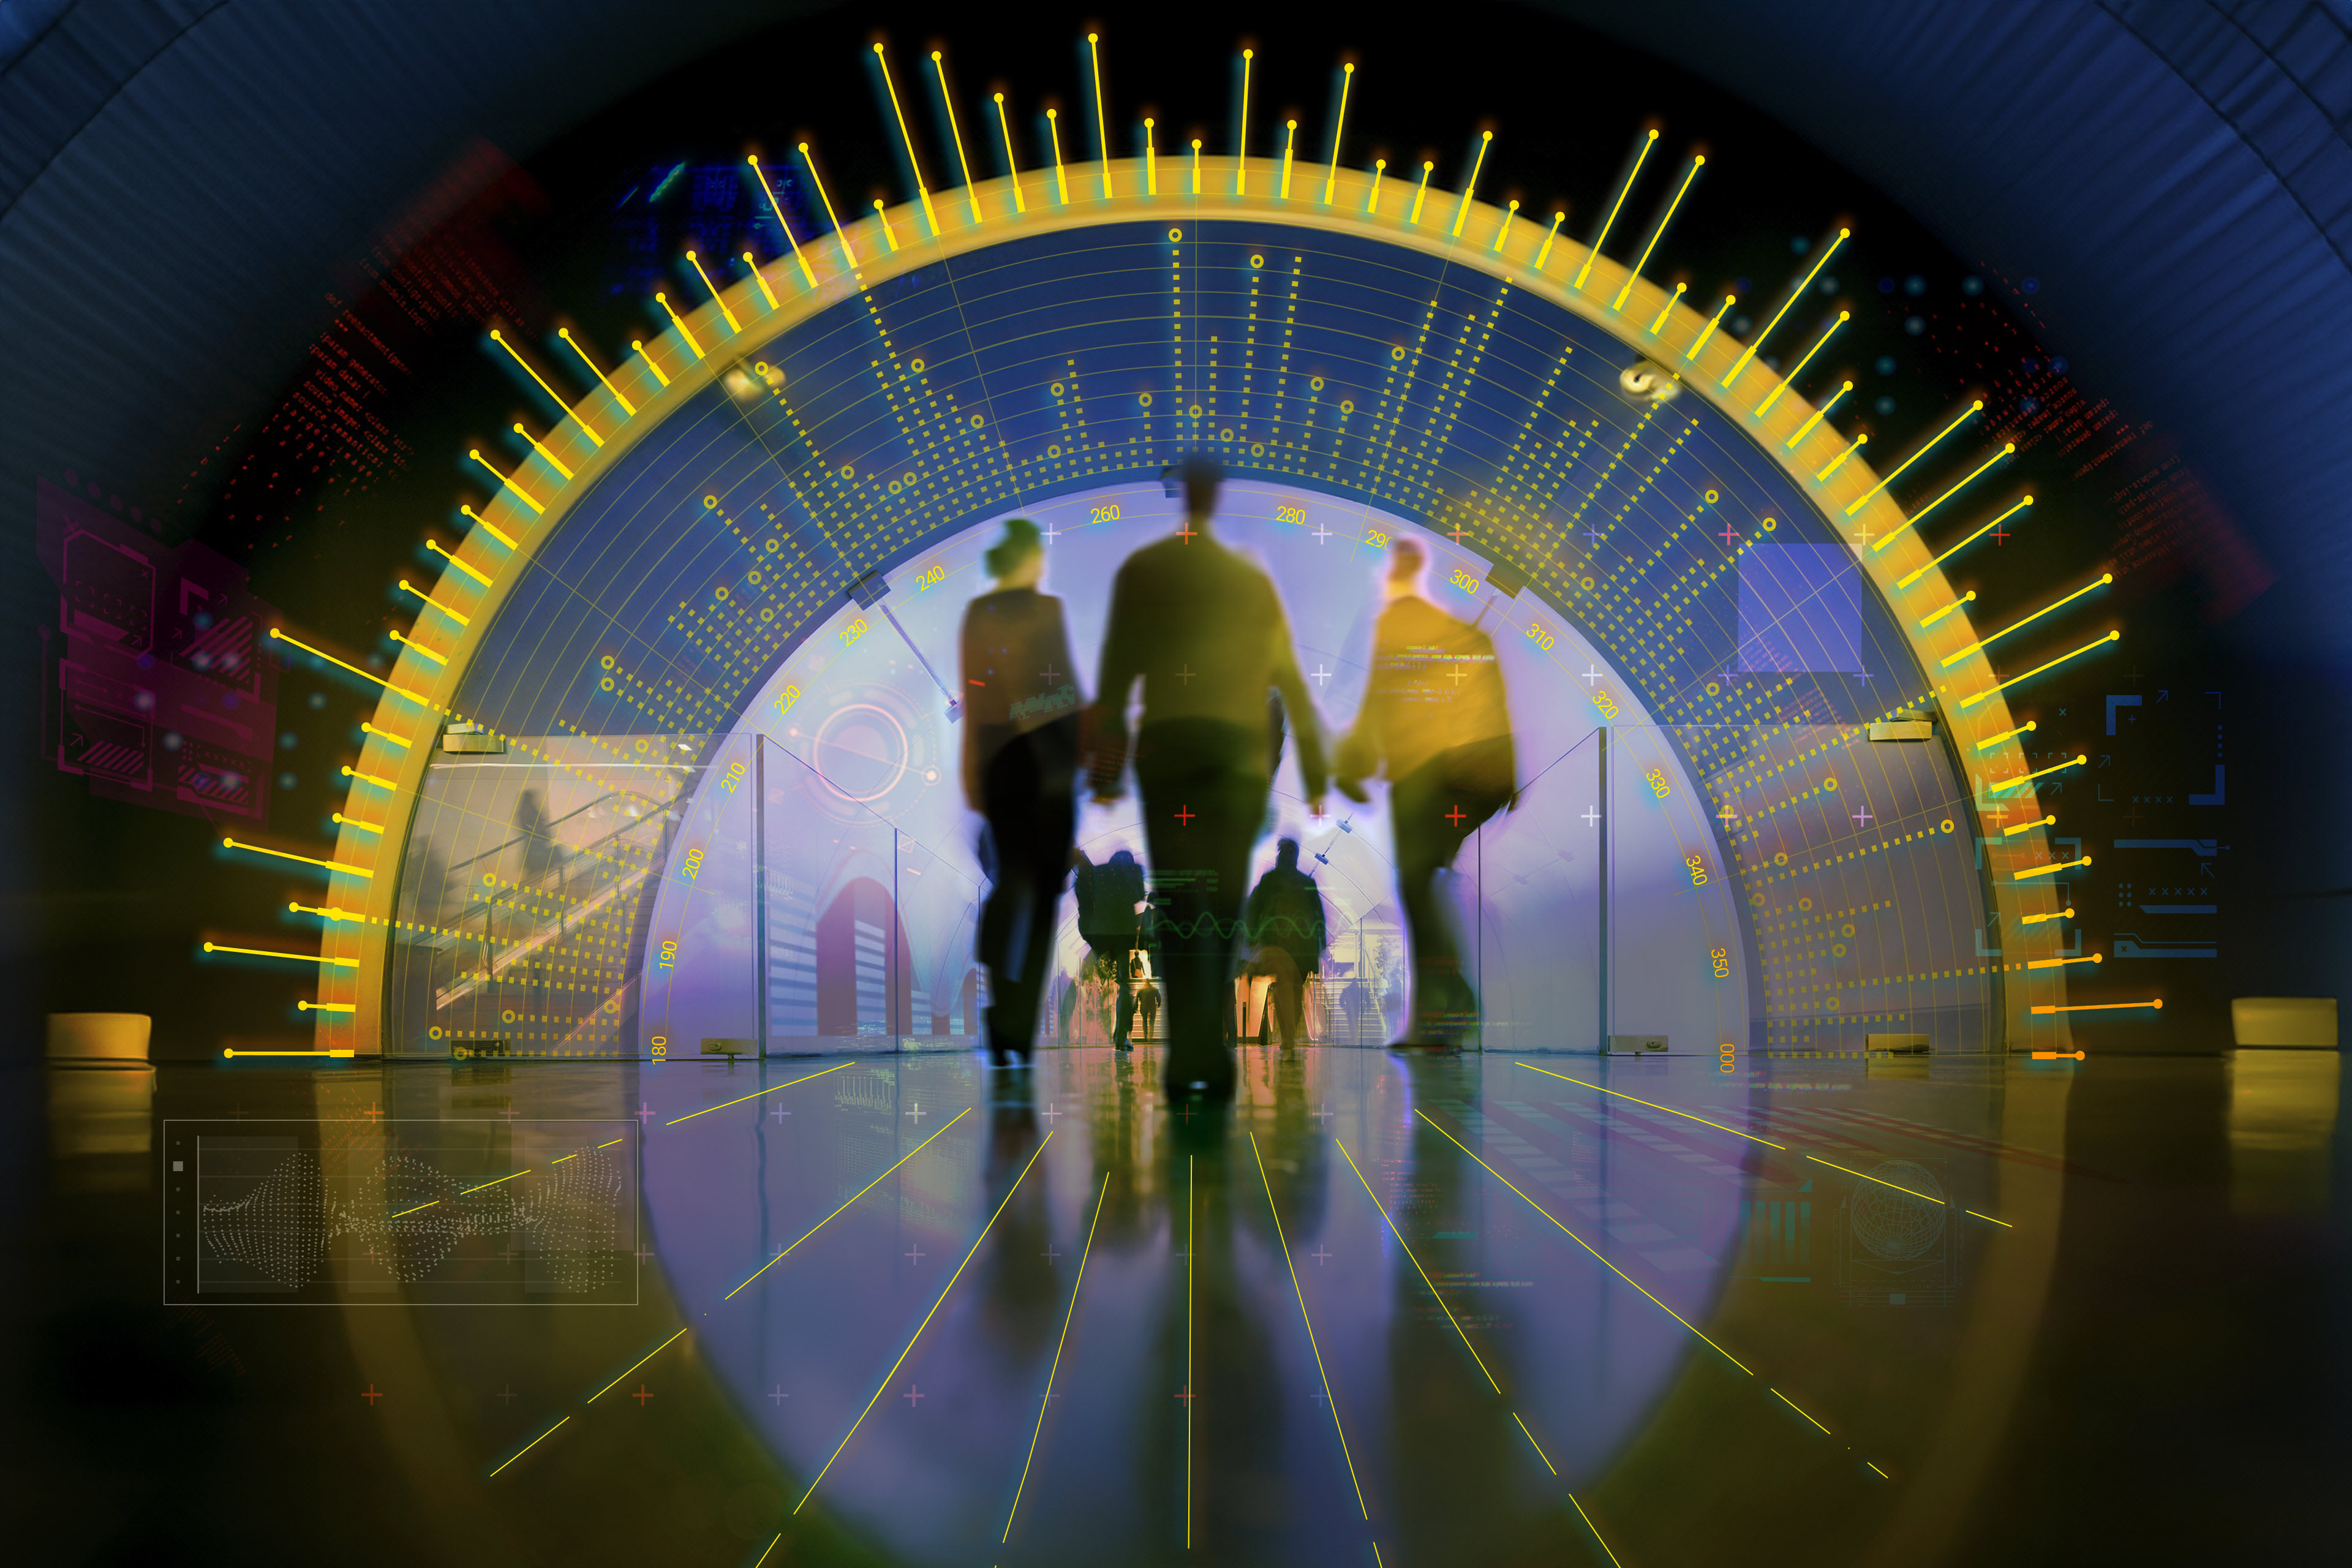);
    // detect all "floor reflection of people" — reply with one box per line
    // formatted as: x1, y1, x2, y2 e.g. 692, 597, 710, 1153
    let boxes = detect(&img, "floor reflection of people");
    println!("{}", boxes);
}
1336, 537, 1517, 1050
1090, 456, 1327, 1099
962, 518, 1082, 1067
1238, 839, 1328, 1047
1072, 848, 1147, 1048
